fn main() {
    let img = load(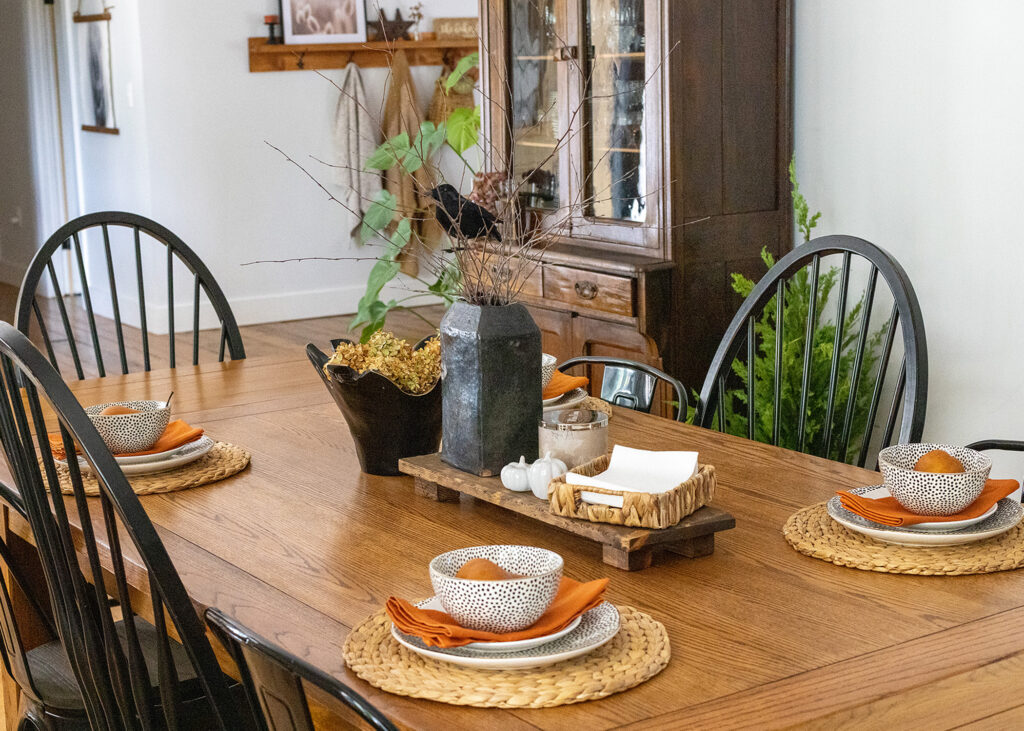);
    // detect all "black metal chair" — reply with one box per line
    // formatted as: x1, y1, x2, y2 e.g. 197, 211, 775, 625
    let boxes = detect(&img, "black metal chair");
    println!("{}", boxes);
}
0, 522, 87, 729
206, 608, 397, 731
0, 323, 250, 729
697, 235, 928, 467
557, 356, 688, 421
15, 211, 245, 380
966, 440, 1024, 485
